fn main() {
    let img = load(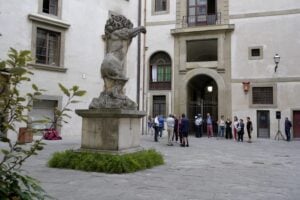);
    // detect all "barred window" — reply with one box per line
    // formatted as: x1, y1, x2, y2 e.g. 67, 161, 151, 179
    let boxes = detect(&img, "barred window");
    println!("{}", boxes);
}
36, 28, 61, 66
251, 49, 260, 57
155, 0, 167, 12
43, 0, 58, 16
153, 96, 166, 117
249, 46, 263, 60
252, 87, 273, 104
